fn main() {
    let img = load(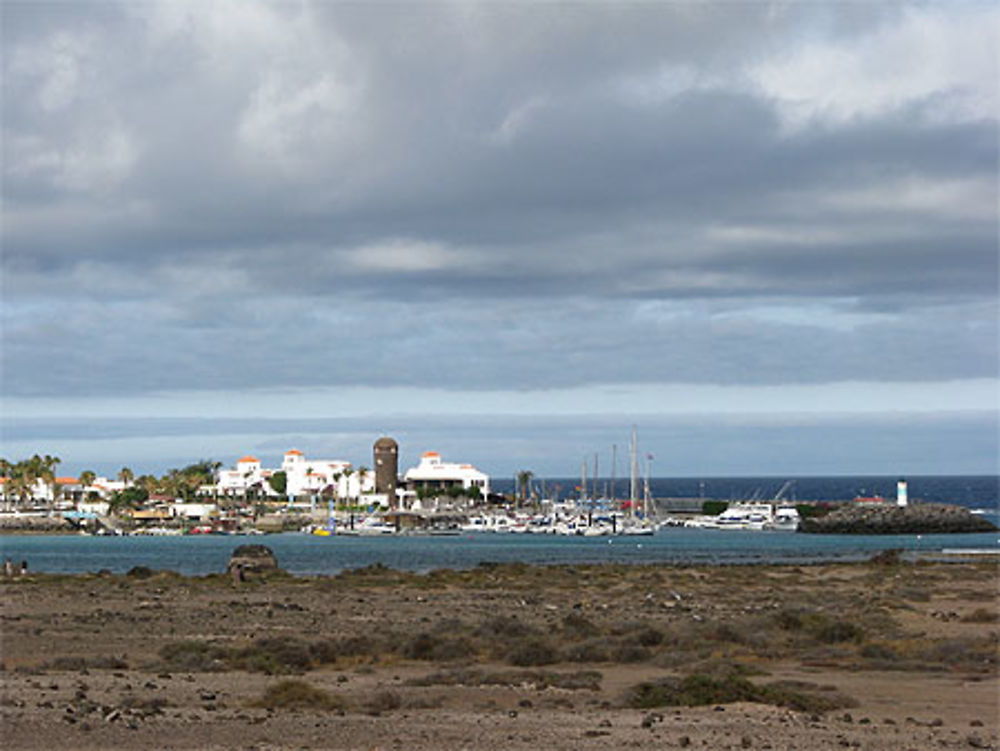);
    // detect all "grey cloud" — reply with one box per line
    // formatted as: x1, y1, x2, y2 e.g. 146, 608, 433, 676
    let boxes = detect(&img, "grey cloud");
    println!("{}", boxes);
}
1, 2, 996, 402
3, 290, 995, 398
